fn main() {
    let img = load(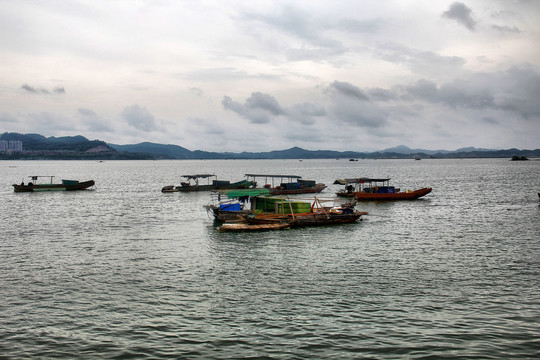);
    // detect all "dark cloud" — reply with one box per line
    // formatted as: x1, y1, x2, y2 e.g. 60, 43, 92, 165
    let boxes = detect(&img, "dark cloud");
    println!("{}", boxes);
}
328, 81, 369, 100
223, 92, 326, 125
442, 2, 477, 31
367, 87, 397, 102
21, 84, 65, 94
121, 104, 160, 132
330, 97, 388, 129
403, 66, 540, 119
222, 92, 284, 124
